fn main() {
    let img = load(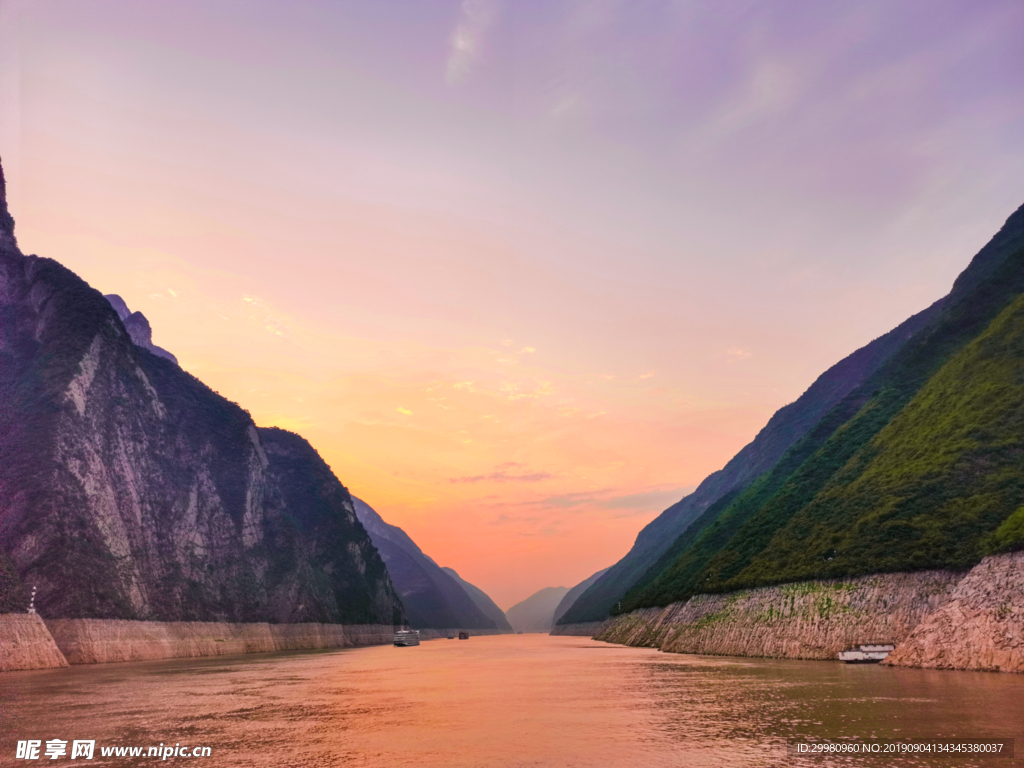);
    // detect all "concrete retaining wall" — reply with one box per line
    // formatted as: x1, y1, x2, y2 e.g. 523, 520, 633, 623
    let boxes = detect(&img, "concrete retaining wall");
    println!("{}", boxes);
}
0, 617, 398, 671
0, 614, 69, 671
